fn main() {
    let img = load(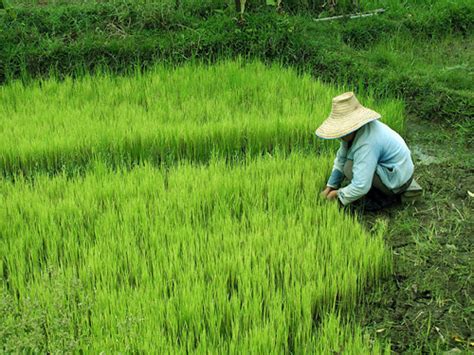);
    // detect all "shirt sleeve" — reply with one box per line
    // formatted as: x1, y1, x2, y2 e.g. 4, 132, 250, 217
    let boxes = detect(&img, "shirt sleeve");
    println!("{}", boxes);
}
337, 142, 378, 205
326, 141, 348, 189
